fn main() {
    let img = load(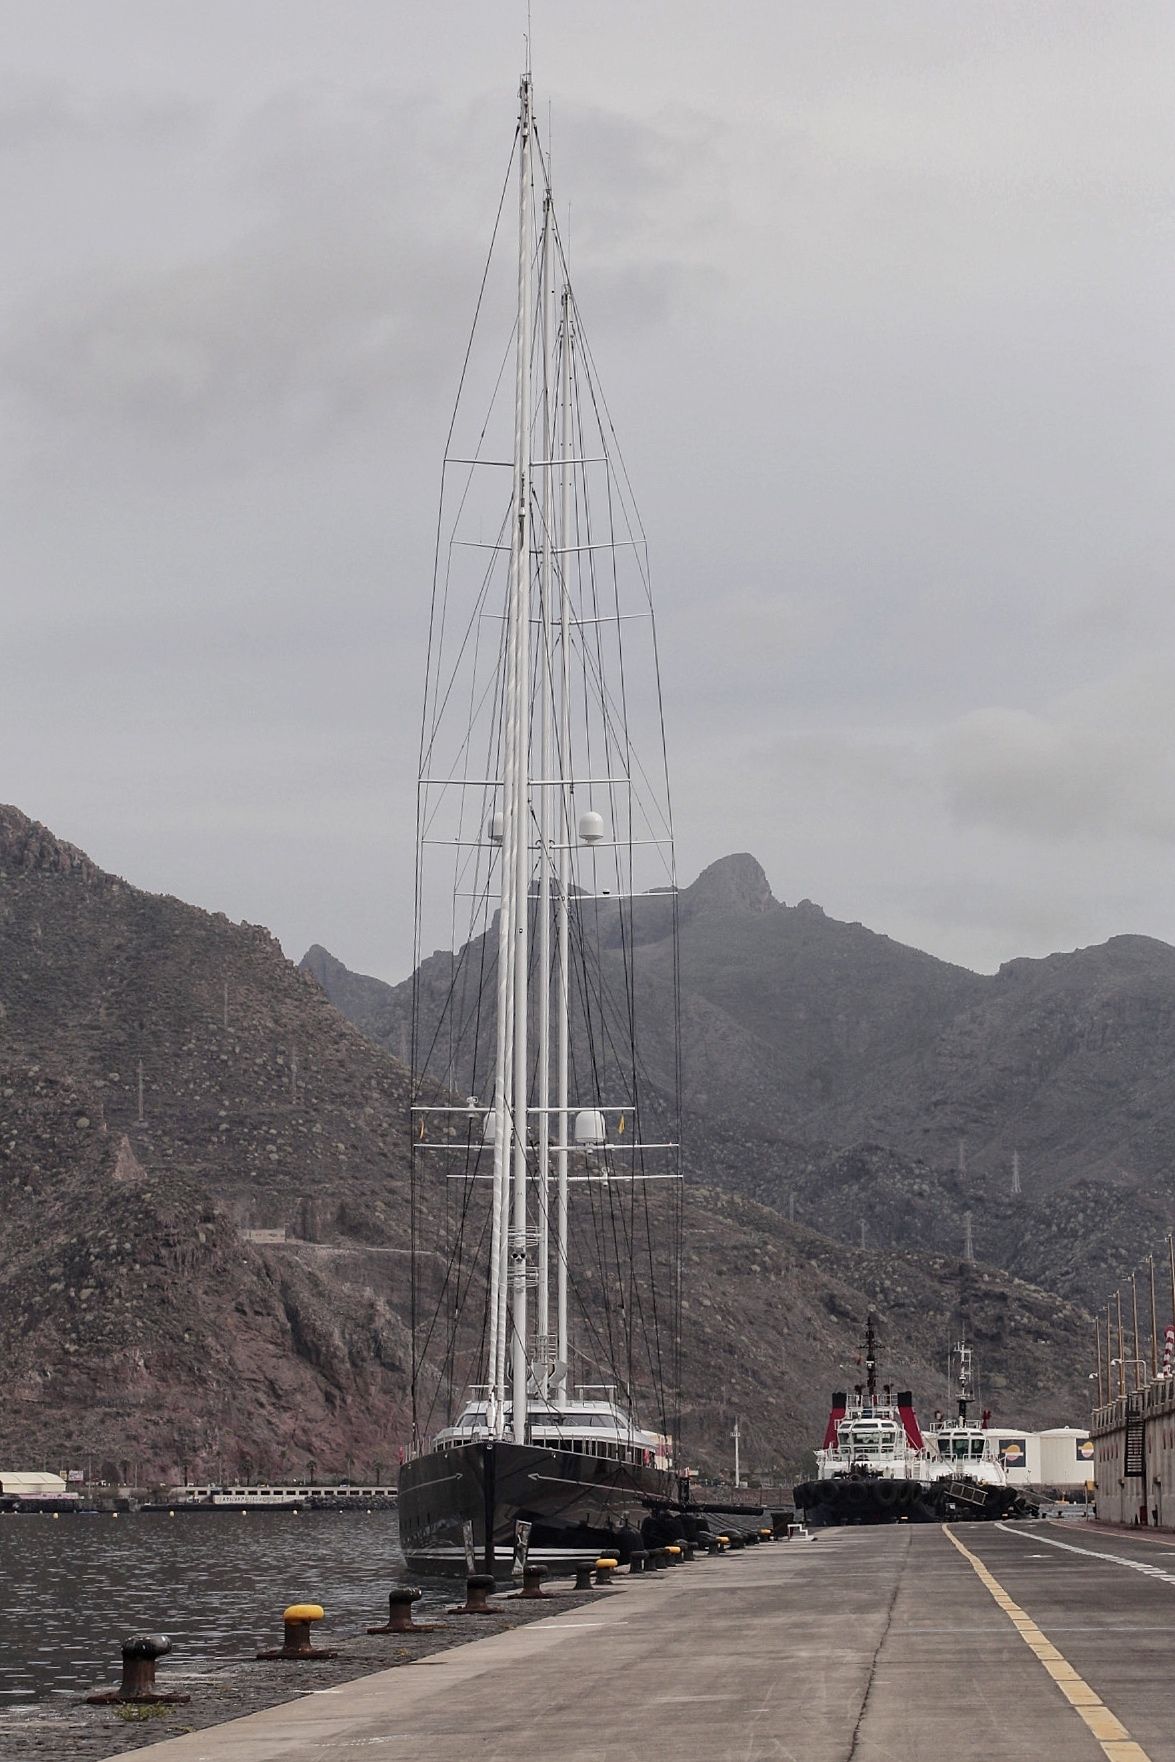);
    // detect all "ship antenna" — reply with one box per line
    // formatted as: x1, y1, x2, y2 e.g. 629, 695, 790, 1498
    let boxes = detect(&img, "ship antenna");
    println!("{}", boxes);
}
865, 1315, 878, 1402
